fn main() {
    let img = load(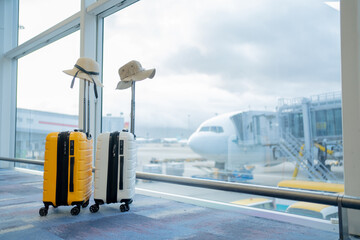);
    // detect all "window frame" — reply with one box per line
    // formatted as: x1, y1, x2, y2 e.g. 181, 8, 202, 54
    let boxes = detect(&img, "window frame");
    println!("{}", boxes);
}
0, 0, 139, 164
